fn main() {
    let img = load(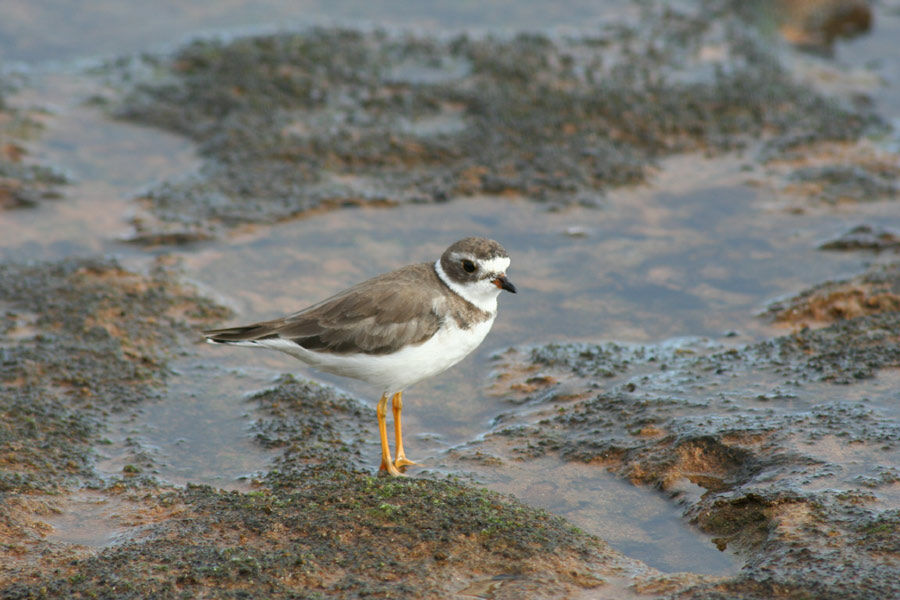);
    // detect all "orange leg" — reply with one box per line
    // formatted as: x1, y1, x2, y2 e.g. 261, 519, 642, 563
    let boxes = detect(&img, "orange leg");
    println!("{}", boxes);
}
392, 391, 419, 469
377, 393, 403, 476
